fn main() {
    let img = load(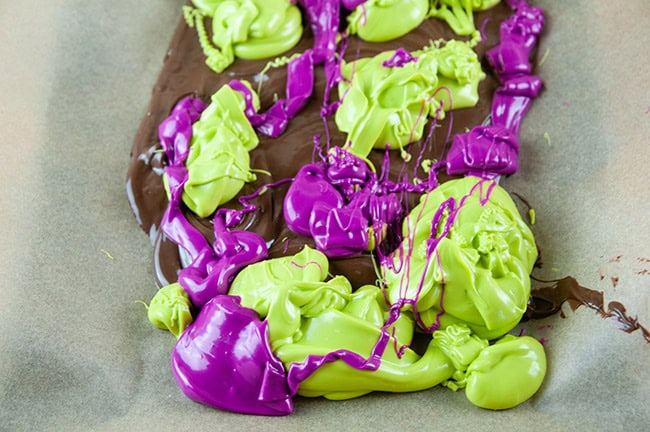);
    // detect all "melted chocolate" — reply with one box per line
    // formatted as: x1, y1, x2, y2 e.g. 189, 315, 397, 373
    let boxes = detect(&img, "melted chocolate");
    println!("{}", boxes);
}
127, 4, 516, 288
527, 276, 650, 344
